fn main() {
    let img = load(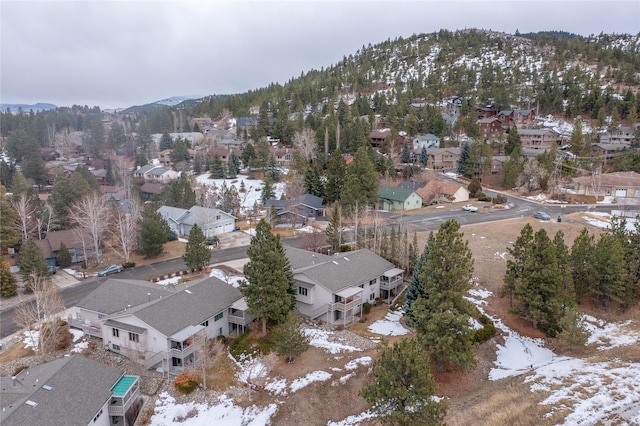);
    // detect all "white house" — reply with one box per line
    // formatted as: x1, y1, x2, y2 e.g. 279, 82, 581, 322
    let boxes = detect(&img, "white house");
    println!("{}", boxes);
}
74, 277, 252, 374
133, 165, 179, 183
158, 205, 236, 237
286, 247, 404, 327
412, 133, 440, 151
0, 356, 140, 426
